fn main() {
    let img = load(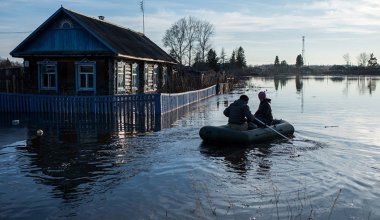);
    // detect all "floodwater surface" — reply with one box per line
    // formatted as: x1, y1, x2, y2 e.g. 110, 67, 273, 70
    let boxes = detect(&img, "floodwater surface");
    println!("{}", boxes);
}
0, 75, 379, 219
